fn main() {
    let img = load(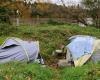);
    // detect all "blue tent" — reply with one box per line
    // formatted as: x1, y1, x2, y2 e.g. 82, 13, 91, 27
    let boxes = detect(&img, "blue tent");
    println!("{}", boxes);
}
67, 36, 95, 60
66, 35, 100, 67
0, 37, 40, 64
